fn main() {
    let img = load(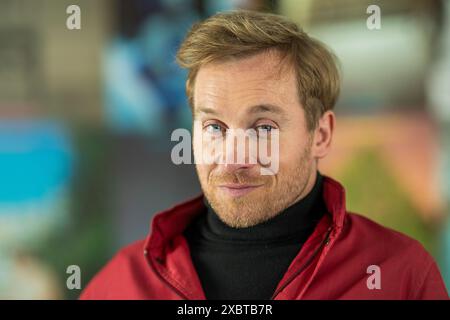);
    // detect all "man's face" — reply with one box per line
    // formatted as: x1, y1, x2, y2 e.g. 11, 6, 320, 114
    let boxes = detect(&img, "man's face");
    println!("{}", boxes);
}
193, 50, 318, 228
